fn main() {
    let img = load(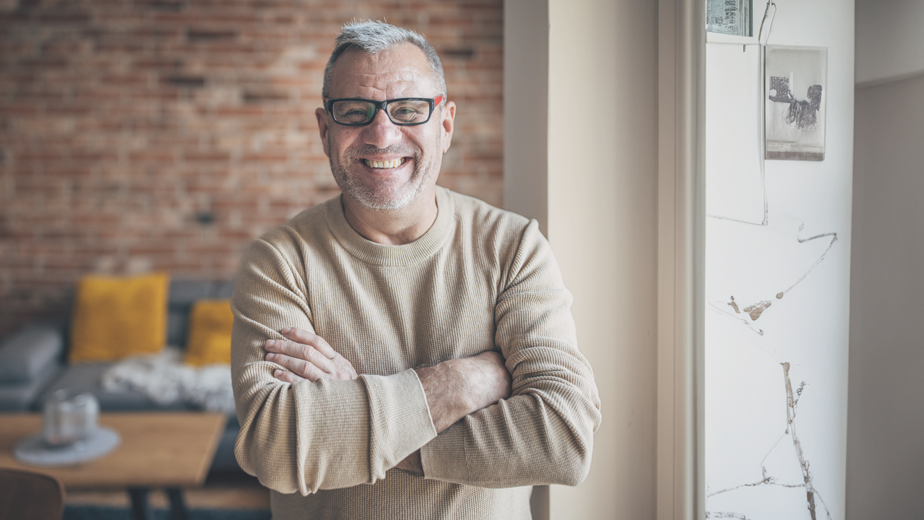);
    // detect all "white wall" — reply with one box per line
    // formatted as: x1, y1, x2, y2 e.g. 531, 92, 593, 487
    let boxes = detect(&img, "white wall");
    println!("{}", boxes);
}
547, 0, 658, 517
704, 1, 854, 519
847, 73, 924, 520
505, 0, 659, 518
855, 0, 924, 86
